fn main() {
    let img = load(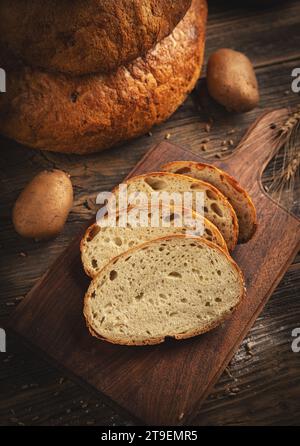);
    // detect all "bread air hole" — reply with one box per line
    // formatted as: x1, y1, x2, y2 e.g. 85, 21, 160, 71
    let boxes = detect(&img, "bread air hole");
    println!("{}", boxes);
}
175, 167, 191, 175
92, 259, 98, 269
190, 183, 203, 191
144, 178, 167, 191
211, 202, 223, 217
206, 189, 217, 200
215, 297, 222, 302
109, 270, 118, 281
114, 237, 123, 246
159, 293, 167, 300
163, 213, 179, 223
168, 271, 182, 279
135, 292, 144, 301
